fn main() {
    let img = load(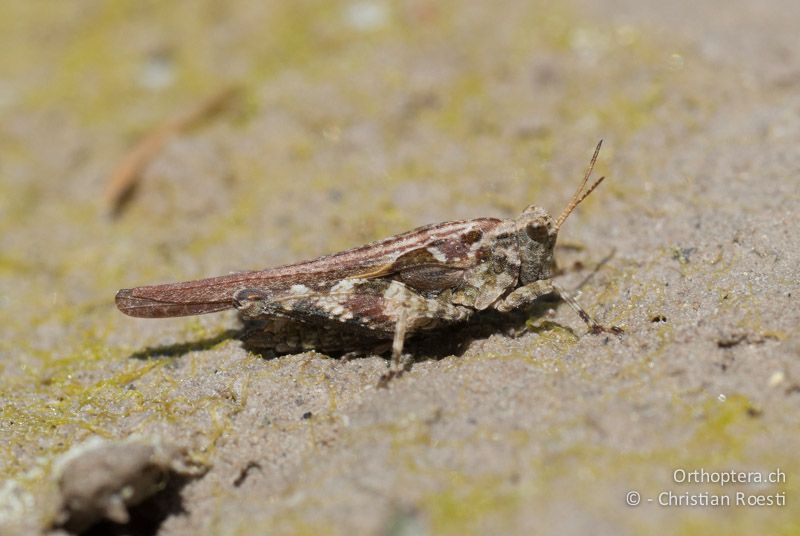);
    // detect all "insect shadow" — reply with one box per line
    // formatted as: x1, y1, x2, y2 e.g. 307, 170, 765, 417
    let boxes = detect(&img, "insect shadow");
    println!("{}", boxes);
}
126, 298, 572, 364
129, 329, 239, 361
236, 292, 573, 363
